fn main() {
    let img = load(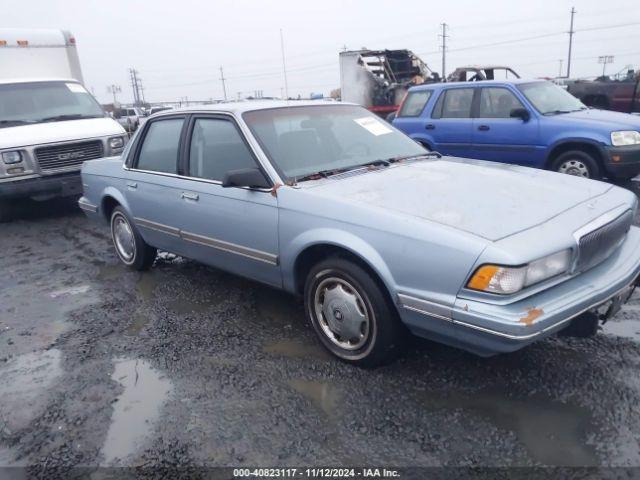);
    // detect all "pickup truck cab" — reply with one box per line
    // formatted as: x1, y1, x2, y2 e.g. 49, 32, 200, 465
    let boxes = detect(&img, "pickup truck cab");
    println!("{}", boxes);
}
393, 79, 640, 180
